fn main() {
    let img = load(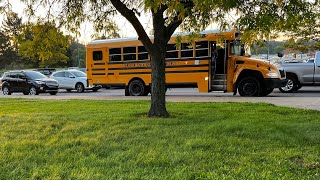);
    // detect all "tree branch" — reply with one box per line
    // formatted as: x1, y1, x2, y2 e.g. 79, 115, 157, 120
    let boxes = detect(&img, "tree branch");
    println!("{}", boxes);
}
166, 15, 183, 39
110, 0, 153, 52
